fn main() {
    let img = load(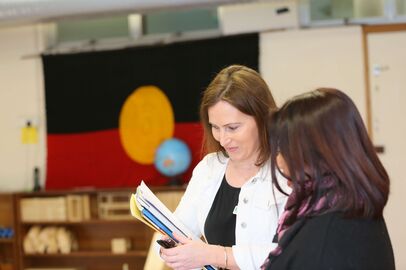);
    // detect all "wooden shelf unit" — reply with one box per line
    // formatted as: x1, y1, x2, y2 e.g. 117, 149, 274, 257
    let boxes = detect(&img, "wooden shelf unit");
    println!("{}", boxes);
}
0, 238, 14, 243
0, 193, 19, 270
23, 250, 148, 257
14, 186, 184, 270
